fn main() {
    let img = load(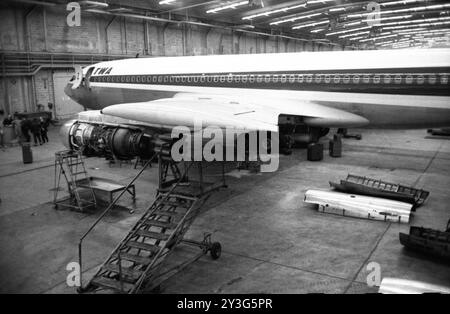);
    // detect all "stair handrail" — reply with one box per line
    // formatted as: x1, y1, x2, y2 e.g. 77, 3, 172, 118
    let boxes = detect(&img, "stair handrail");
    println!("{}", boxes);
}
78, 153, 157, 290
